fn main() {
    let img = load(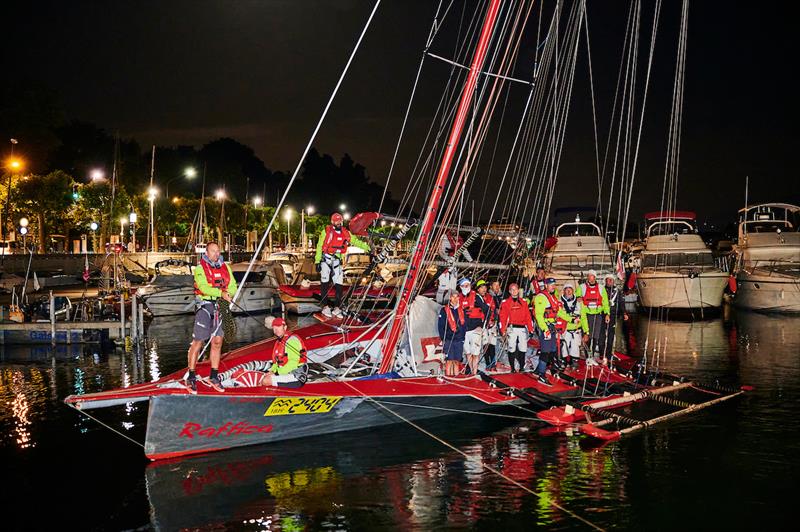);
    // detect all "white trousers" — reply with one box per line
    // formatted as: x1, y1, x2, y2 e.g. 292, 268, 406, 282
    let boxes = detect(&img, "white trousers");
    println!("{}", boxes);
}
320, 254, 343, 284
506, 327, 529, 352
560, 329, 582, 358
464, 328, 486, 357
